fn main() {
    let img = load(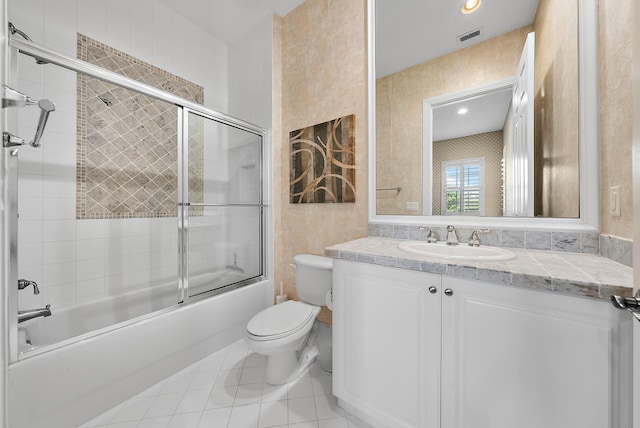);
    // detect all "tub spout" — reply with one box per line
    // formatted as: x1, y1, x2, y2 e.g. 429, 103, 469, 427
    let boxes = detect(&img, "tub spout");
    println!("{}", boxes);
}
18, 304, 51, 323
